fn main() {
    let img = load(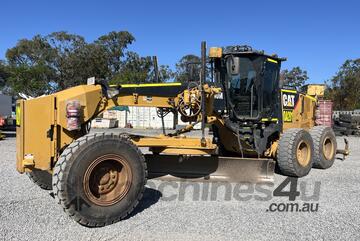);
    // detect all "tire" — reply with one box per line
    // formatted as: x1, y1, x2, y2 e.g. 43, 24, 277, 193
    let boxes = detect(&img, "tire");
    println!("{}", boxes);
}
27, 169, 53, 190
310, 126, 337, 169
52, 132, 147, 227
277, 128, 314, 177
